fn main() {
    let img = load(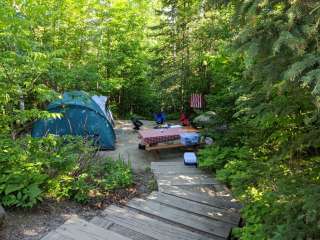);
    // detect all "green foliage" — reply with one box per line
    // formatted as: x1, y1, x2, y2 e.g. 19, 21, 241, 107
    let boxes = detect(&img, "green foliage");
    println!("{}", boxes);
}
0, 135, 133, 207
0, 0, 155, 120
0, 174, 45, 208
94, 158, 133, 192
0, 136, 47, 208
0, 0, 141, 207
196, 1, 320, 239
198, 146, 250, 173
